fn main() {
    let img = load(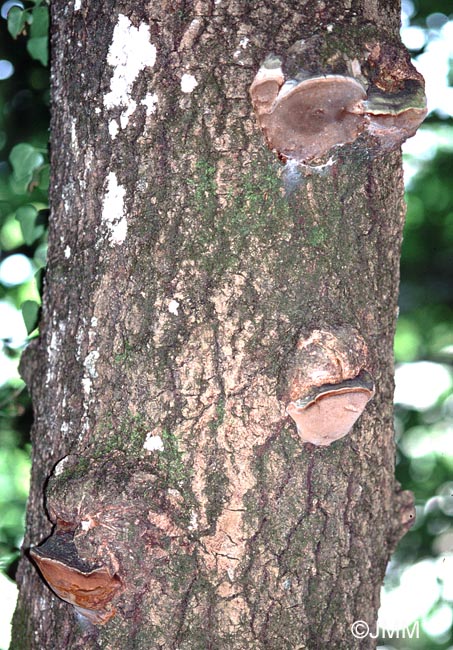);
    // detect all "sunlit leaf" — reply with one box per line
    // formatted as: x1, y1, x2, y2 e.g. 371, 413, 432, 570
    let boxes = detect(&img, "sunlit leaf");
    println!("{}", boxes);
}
7, 6, 26, 39
9, 143, 44, 192
15, 204, 42, 245
21, 300, 40, 335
